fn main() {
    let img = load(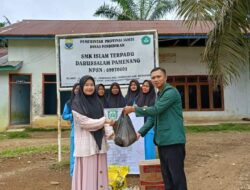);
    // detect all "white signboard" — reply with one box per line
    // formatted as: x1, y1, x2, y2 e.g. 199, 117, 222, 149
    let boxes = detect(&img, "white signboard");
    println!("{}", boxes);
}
104, 108, 145, 174
56, 31, 158, 88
